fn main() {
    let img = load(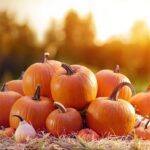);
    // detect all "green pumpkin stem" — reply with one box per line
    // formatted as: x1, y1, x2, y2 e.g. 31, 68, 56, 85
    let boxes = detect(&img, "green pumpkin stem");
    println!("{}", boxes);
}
0, 84, 7, 92
114, 65, 120, 73
41, 52, 49, 63
144, 120, 150, 129
54, 102, 67, 113
32, 85, 41, 101
61, 63, 74, 75
109, 82, 135, 101
13, 115, 24, 122
18, 71, 24, 80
